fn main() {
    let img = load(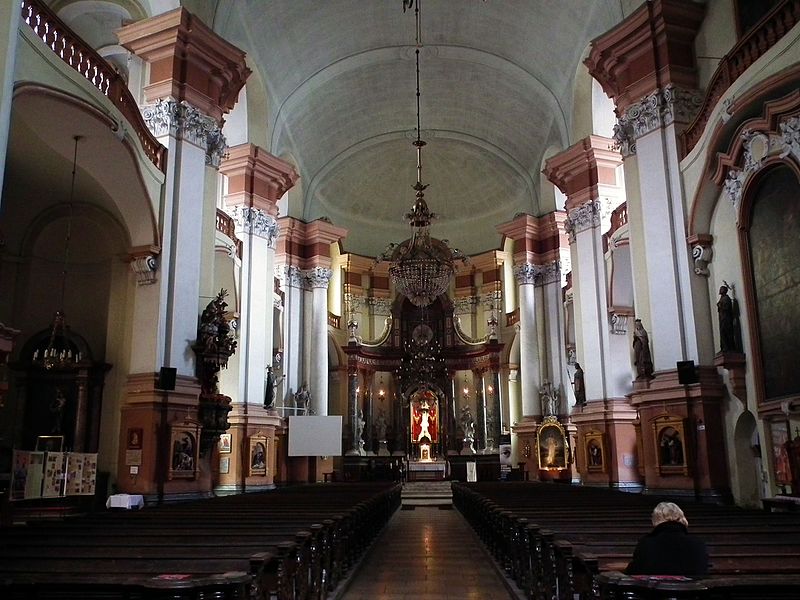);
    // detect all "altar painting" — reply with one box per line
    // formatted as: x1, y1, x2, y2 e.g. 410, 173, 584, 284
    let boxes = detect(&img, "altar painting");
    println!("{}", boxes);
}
537, 417, 568, 470
410, 389, 438, 444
